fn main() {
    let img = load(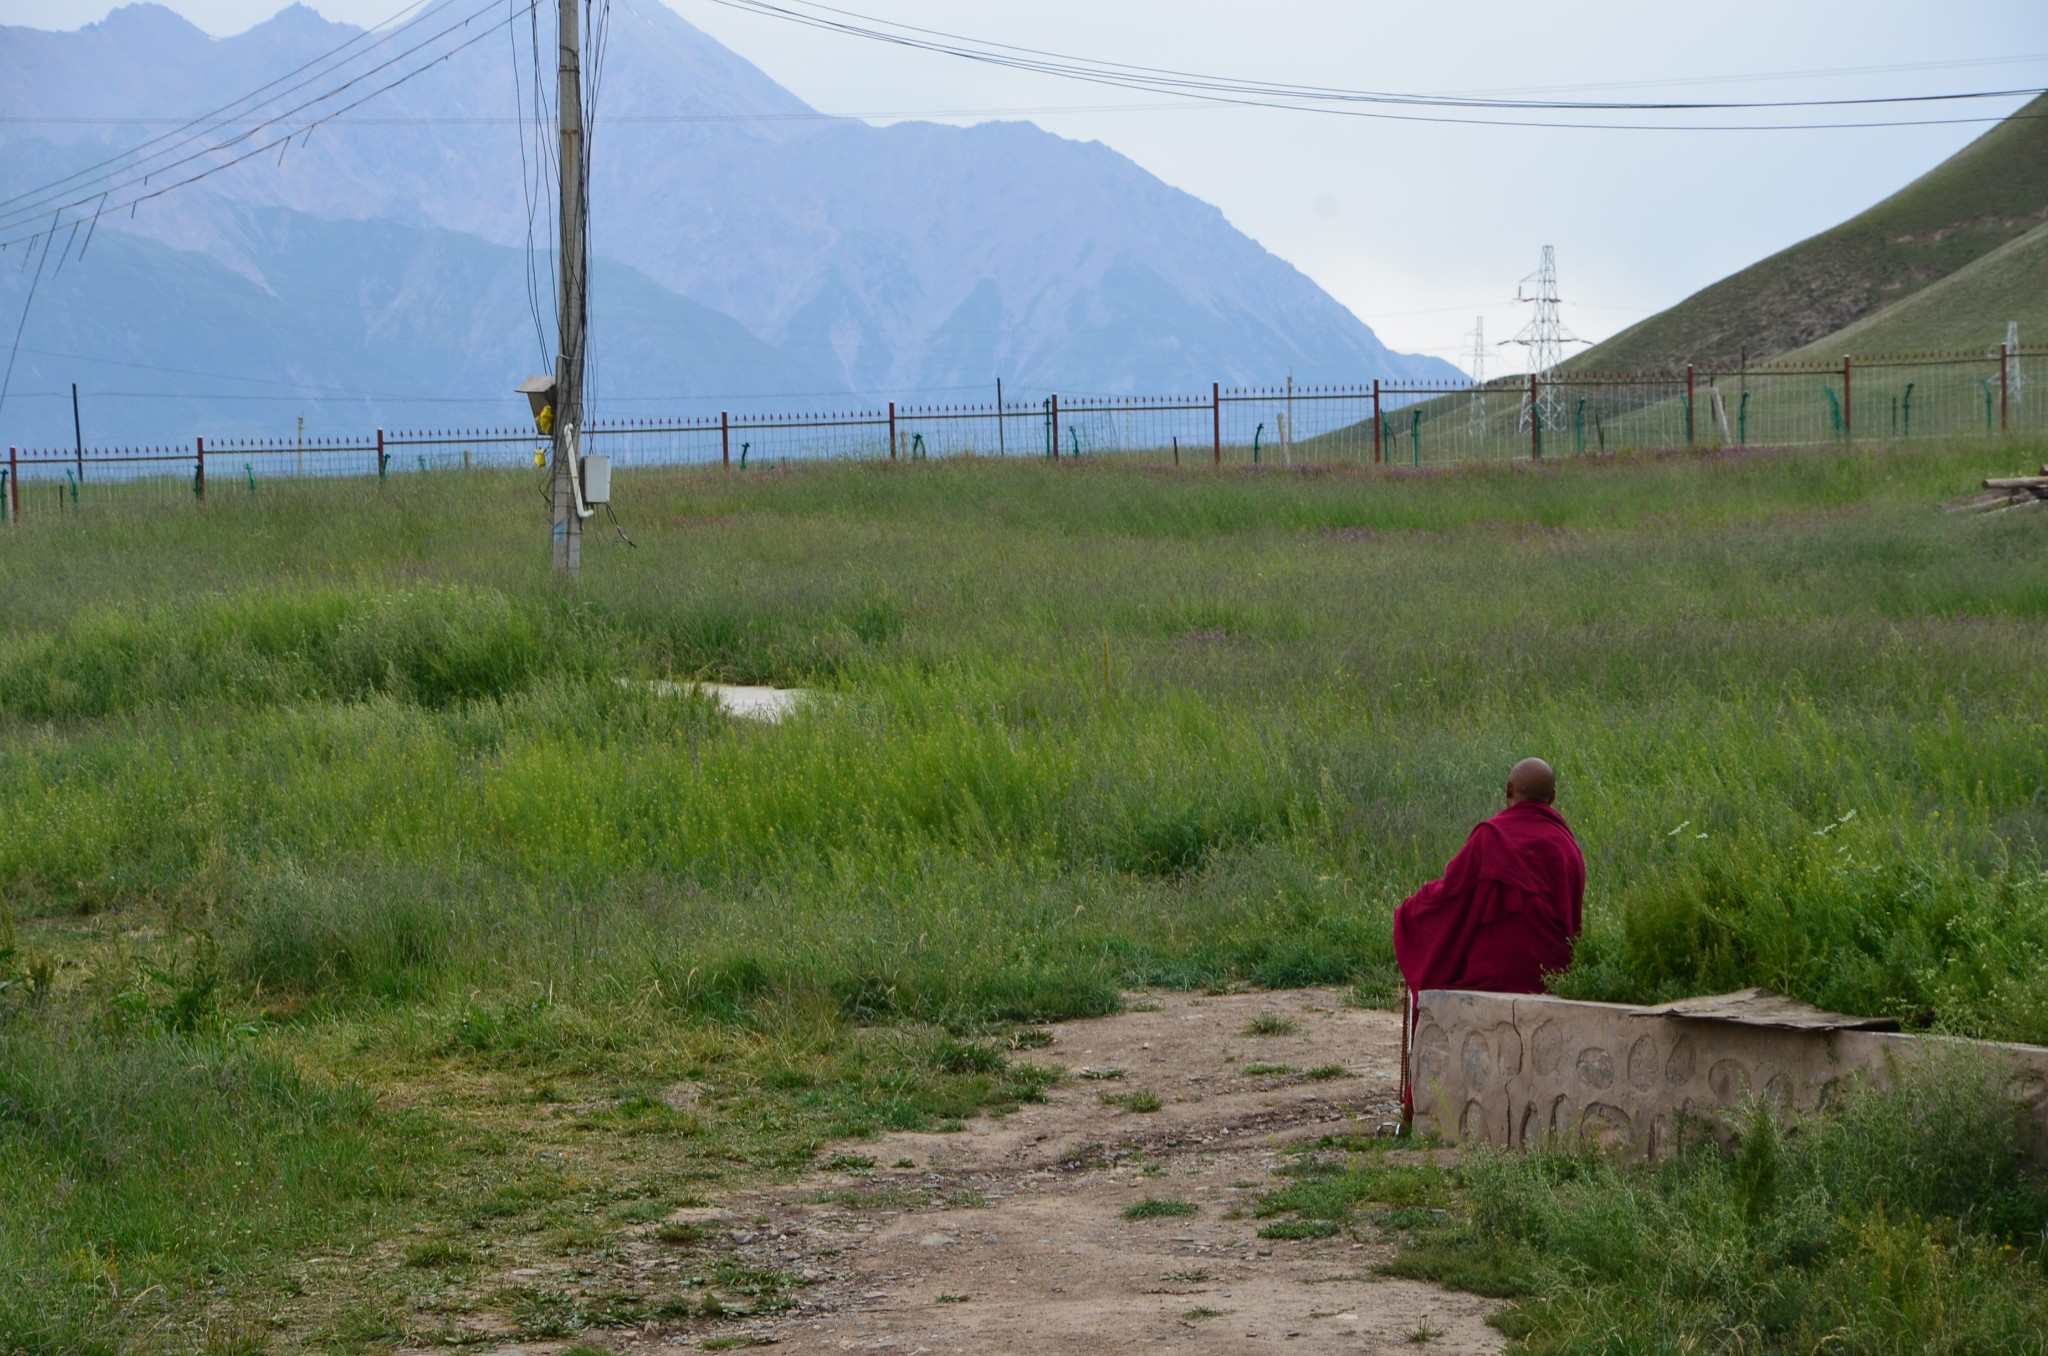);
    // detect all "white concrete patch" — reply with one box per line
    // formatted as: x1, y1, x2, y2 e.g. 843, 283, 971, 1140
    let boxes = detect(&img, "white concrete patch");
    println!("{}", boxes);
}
620, 678, 810, 722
